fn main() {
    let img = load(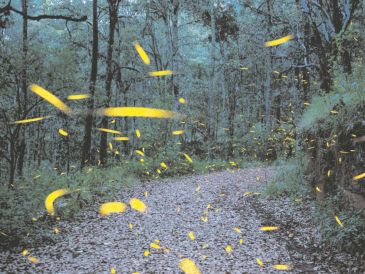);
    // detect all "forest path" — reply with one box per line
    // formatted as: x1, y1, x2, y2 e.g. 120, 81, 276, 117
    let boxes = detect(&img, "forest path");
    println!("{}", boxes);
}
4, 167, 296, 273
